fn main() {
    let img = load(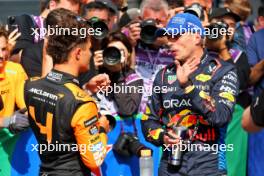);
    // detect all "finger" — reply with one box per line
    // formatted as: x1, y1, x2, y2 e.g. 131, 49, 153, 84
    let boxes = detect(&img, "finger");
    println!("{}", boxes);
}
104, 74, 110, 83
187, 66, 198, 74
94, 74, 107, 82
164, 135, 173, 145
167, 138, 180, 144
185, 58, 194, 65
175, 60, 181, 68
95, 61, 104, 67
129, 22, 141, 29
8, 28, 19, 39
188, 60, 200, 68
174, 7, 185, 14
168, 130, 181, 140
94, 50, 103, 55
11, 32, 21, 42
95, 55, 103, 61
